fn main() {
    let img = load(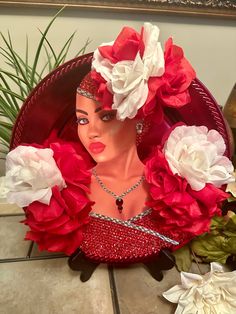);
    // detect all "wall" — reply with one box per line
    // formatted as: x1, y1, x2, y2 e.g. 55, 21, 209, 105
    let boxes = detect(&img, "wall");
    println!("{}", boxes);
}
0, 6, 236, 174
